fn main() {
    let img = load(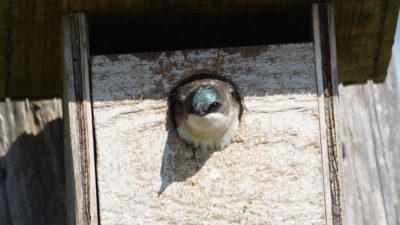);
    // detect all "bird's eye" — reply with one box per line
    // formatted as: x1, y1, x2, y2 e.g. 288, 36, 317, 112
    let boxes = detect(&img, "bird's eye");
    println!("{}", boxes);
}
209, 102, 220, 111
